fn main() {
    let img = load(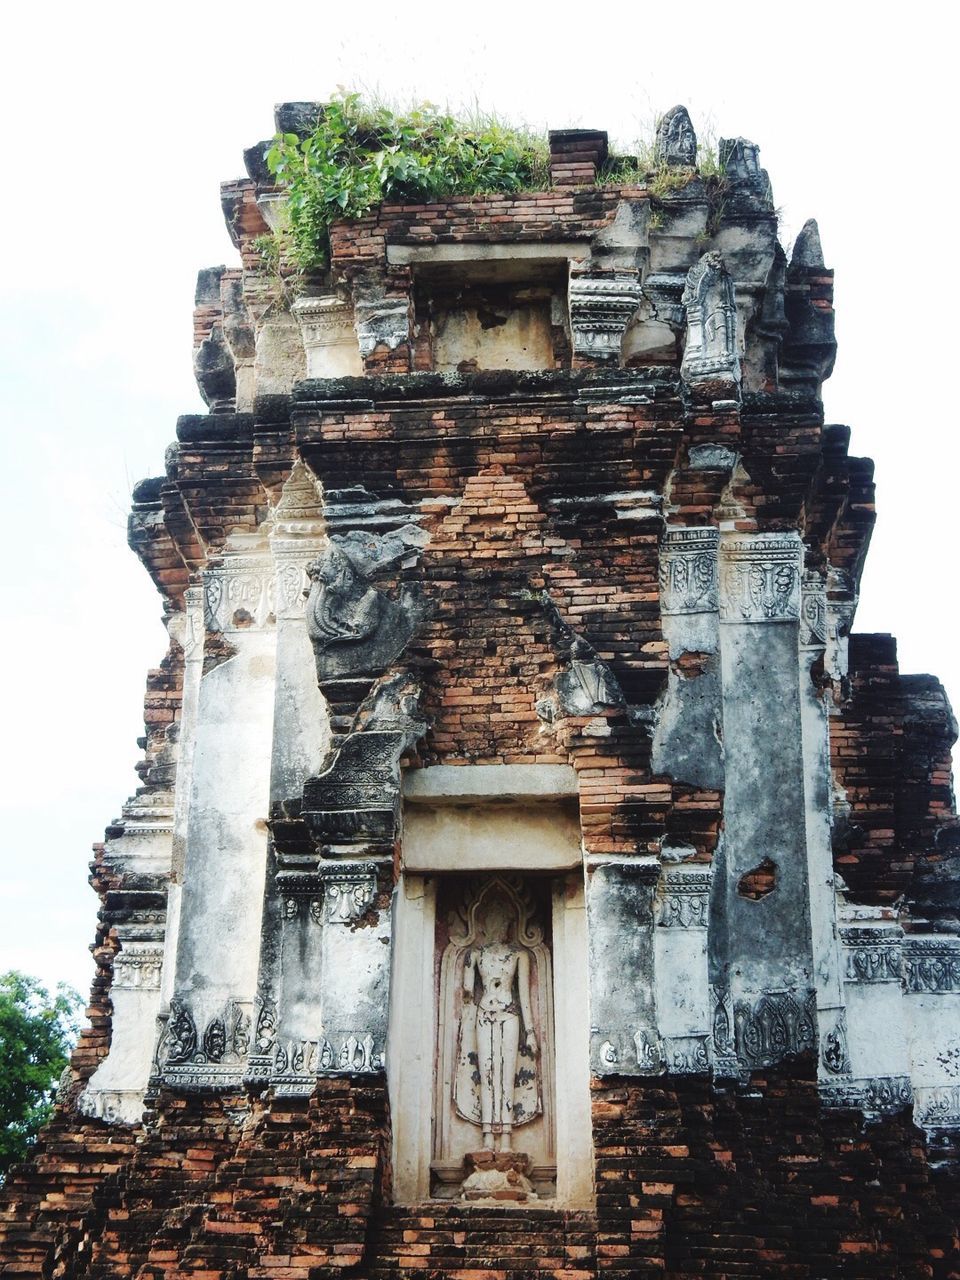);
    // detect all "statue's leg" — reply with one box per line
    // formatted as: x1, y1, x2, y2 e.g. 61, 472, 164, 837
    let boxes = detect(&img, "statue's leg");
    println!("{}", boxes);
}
476, 1016, 495, 1148
499, 1013, 521, 1151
